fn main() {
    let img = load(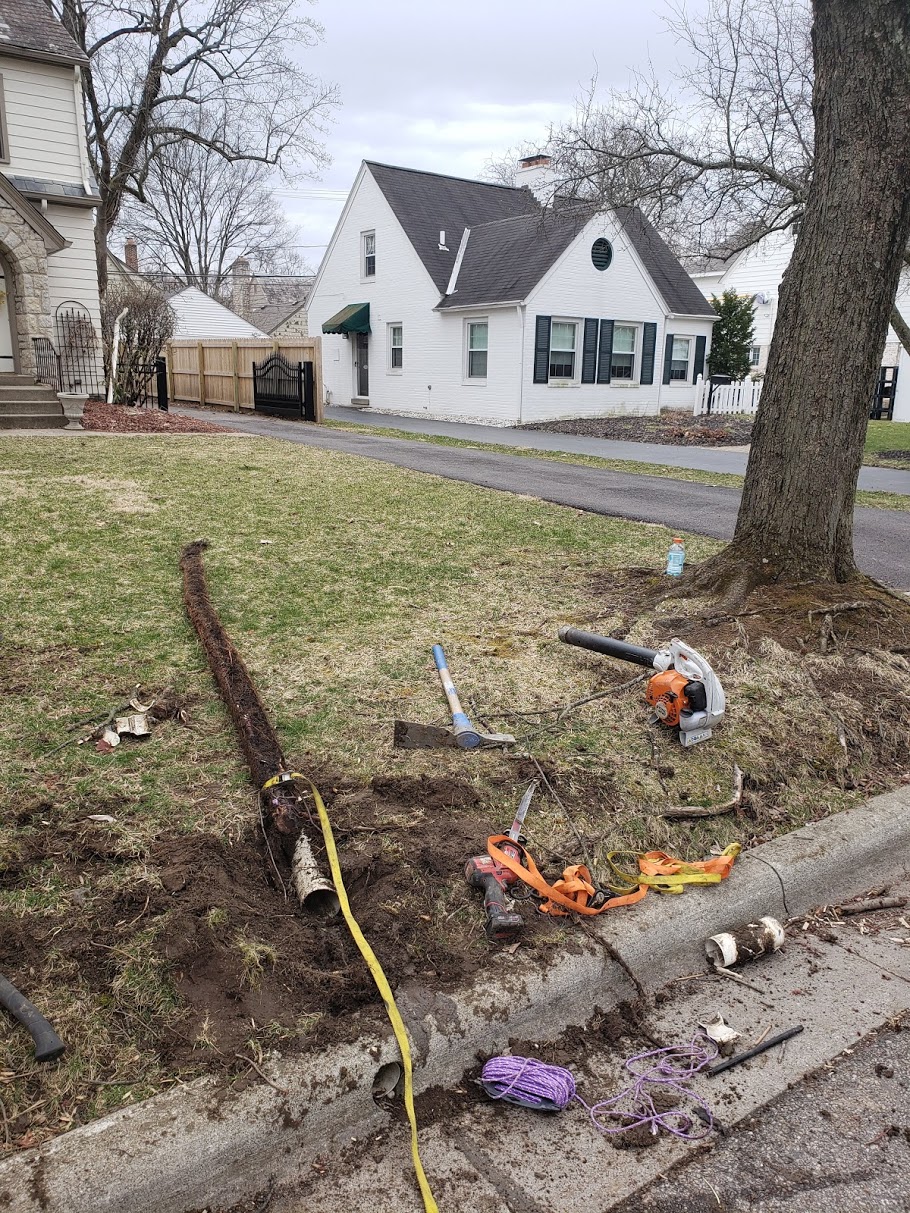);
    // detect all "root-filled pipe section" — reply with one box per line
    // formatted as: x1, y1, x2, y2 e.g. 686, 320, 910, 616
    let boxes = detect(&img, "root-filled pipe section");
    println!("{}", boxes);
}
180, 540, 339, 916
